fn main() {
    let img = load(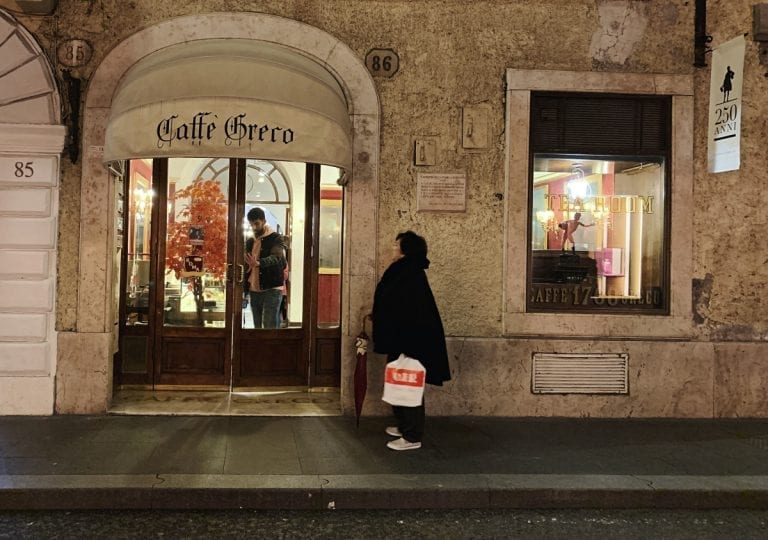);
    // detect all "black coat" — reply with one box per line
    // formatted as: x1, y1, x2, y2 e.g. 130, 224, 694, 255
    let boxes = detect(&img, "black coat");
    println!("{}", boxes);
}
372, 256, 451, 386
244, 232, 286, 291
